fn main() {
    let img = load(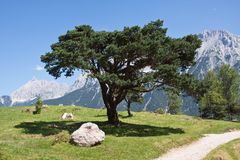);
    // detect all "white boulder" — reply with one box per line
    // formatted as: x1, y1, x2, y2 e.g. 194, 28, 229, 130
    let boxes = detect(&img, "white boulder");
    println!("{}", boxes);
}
61, 113, 74, 120
70, 122, 105, 147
